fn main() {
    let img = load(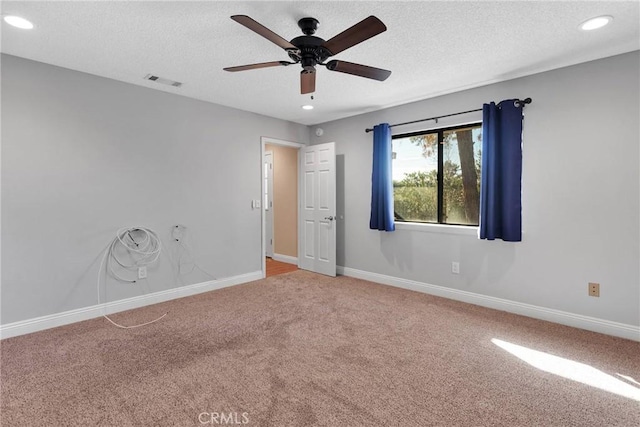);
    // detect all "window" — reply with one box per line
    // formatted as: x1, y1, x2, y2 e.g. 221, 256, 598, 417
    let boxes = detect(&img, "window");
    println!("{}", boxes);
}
392, 123, 482, 226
